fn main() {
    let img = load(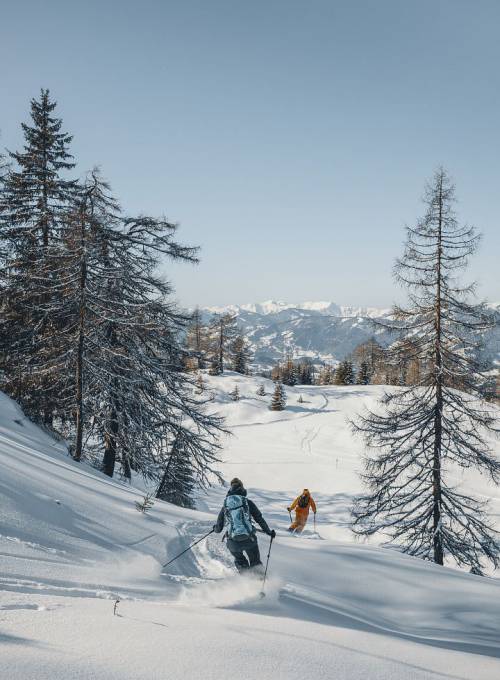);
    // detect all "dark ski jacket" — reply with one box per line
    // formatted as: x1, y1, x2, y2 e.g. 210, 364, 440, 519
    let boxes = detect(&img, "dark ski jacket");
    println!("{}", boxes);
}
214, 483, 272, 536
